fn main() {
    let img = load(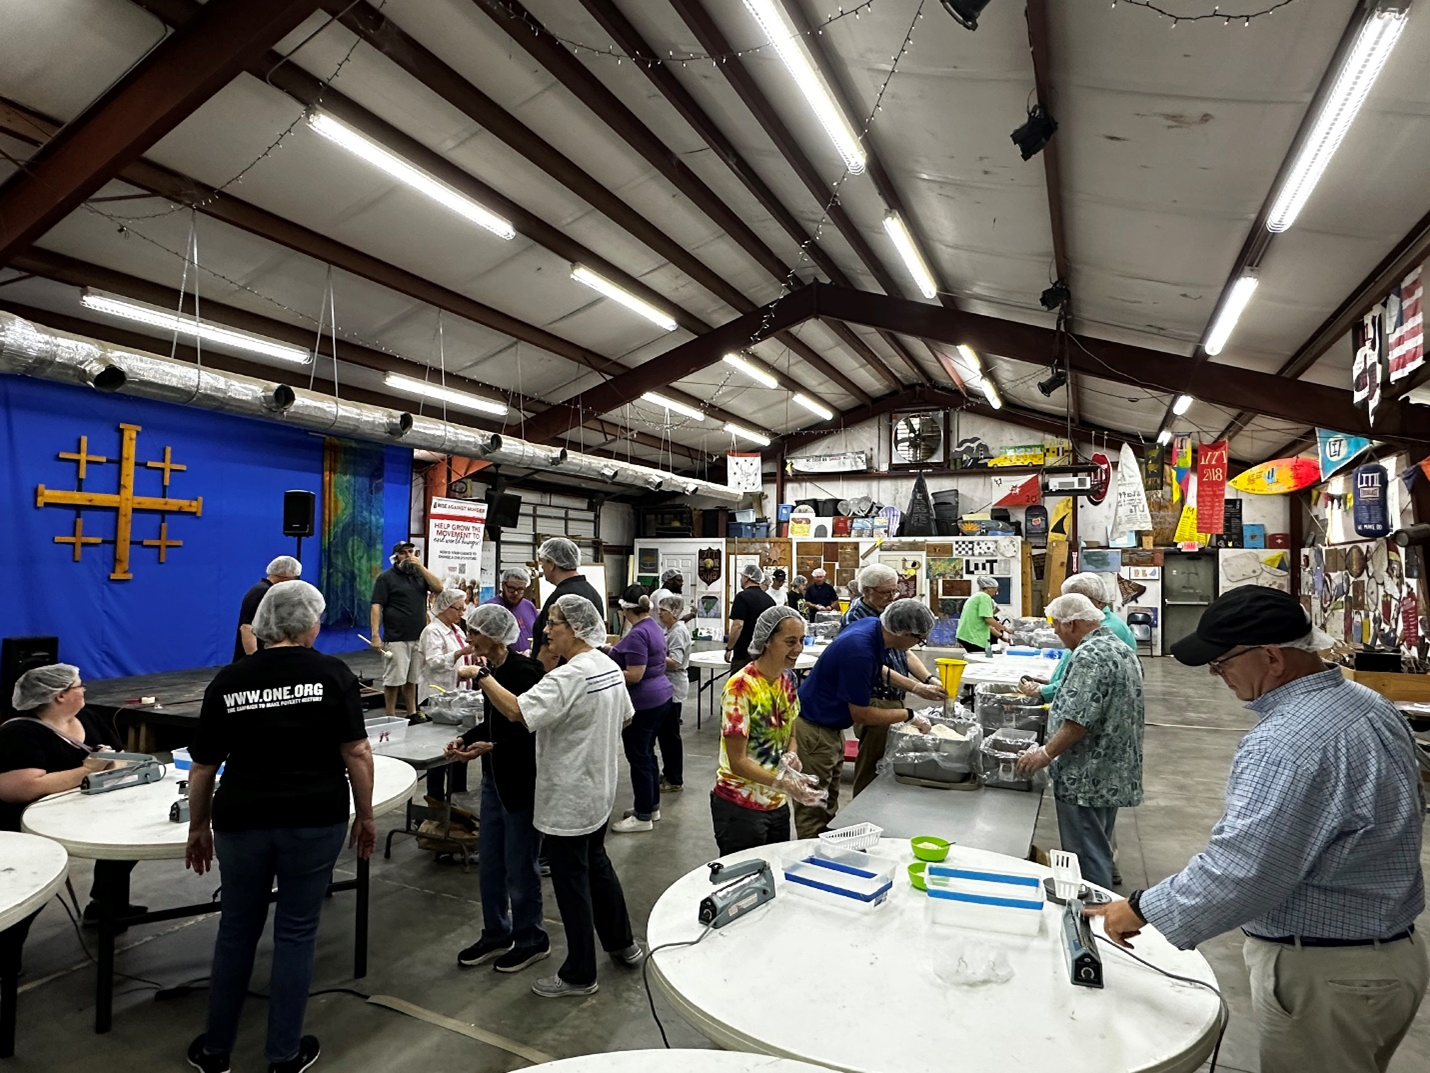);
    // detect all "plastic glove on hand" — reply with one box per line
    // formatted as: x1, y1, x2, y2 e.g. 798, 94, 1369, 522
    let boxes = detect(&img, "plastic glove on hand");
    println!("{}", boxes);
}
909, 713, 933, 734
778, 751, 803, 773
773, 767, 827, 807
1015, 744, 1052, 776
